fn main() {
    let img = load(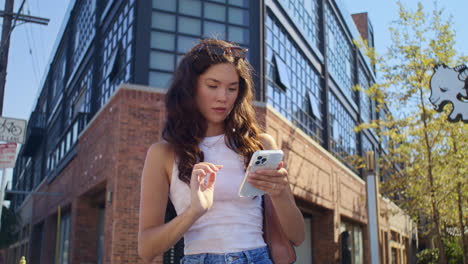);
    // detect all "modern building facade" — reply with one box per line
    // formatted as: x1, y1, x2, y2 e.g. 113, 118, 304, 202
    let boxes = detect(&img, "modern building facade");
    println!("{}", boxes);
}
4, 0, 417, 263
